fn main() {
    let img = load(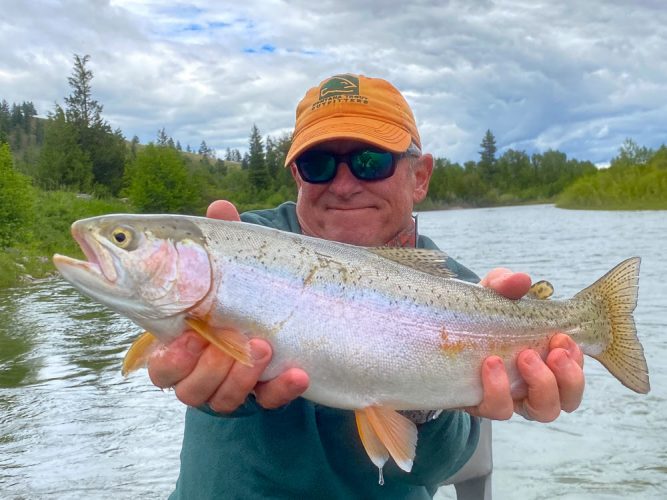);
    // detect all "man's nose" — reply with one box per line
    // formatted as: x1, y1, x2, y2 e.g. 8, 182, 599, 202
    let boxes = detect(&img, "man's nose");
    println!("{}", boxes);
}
328, 161, 362, 196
